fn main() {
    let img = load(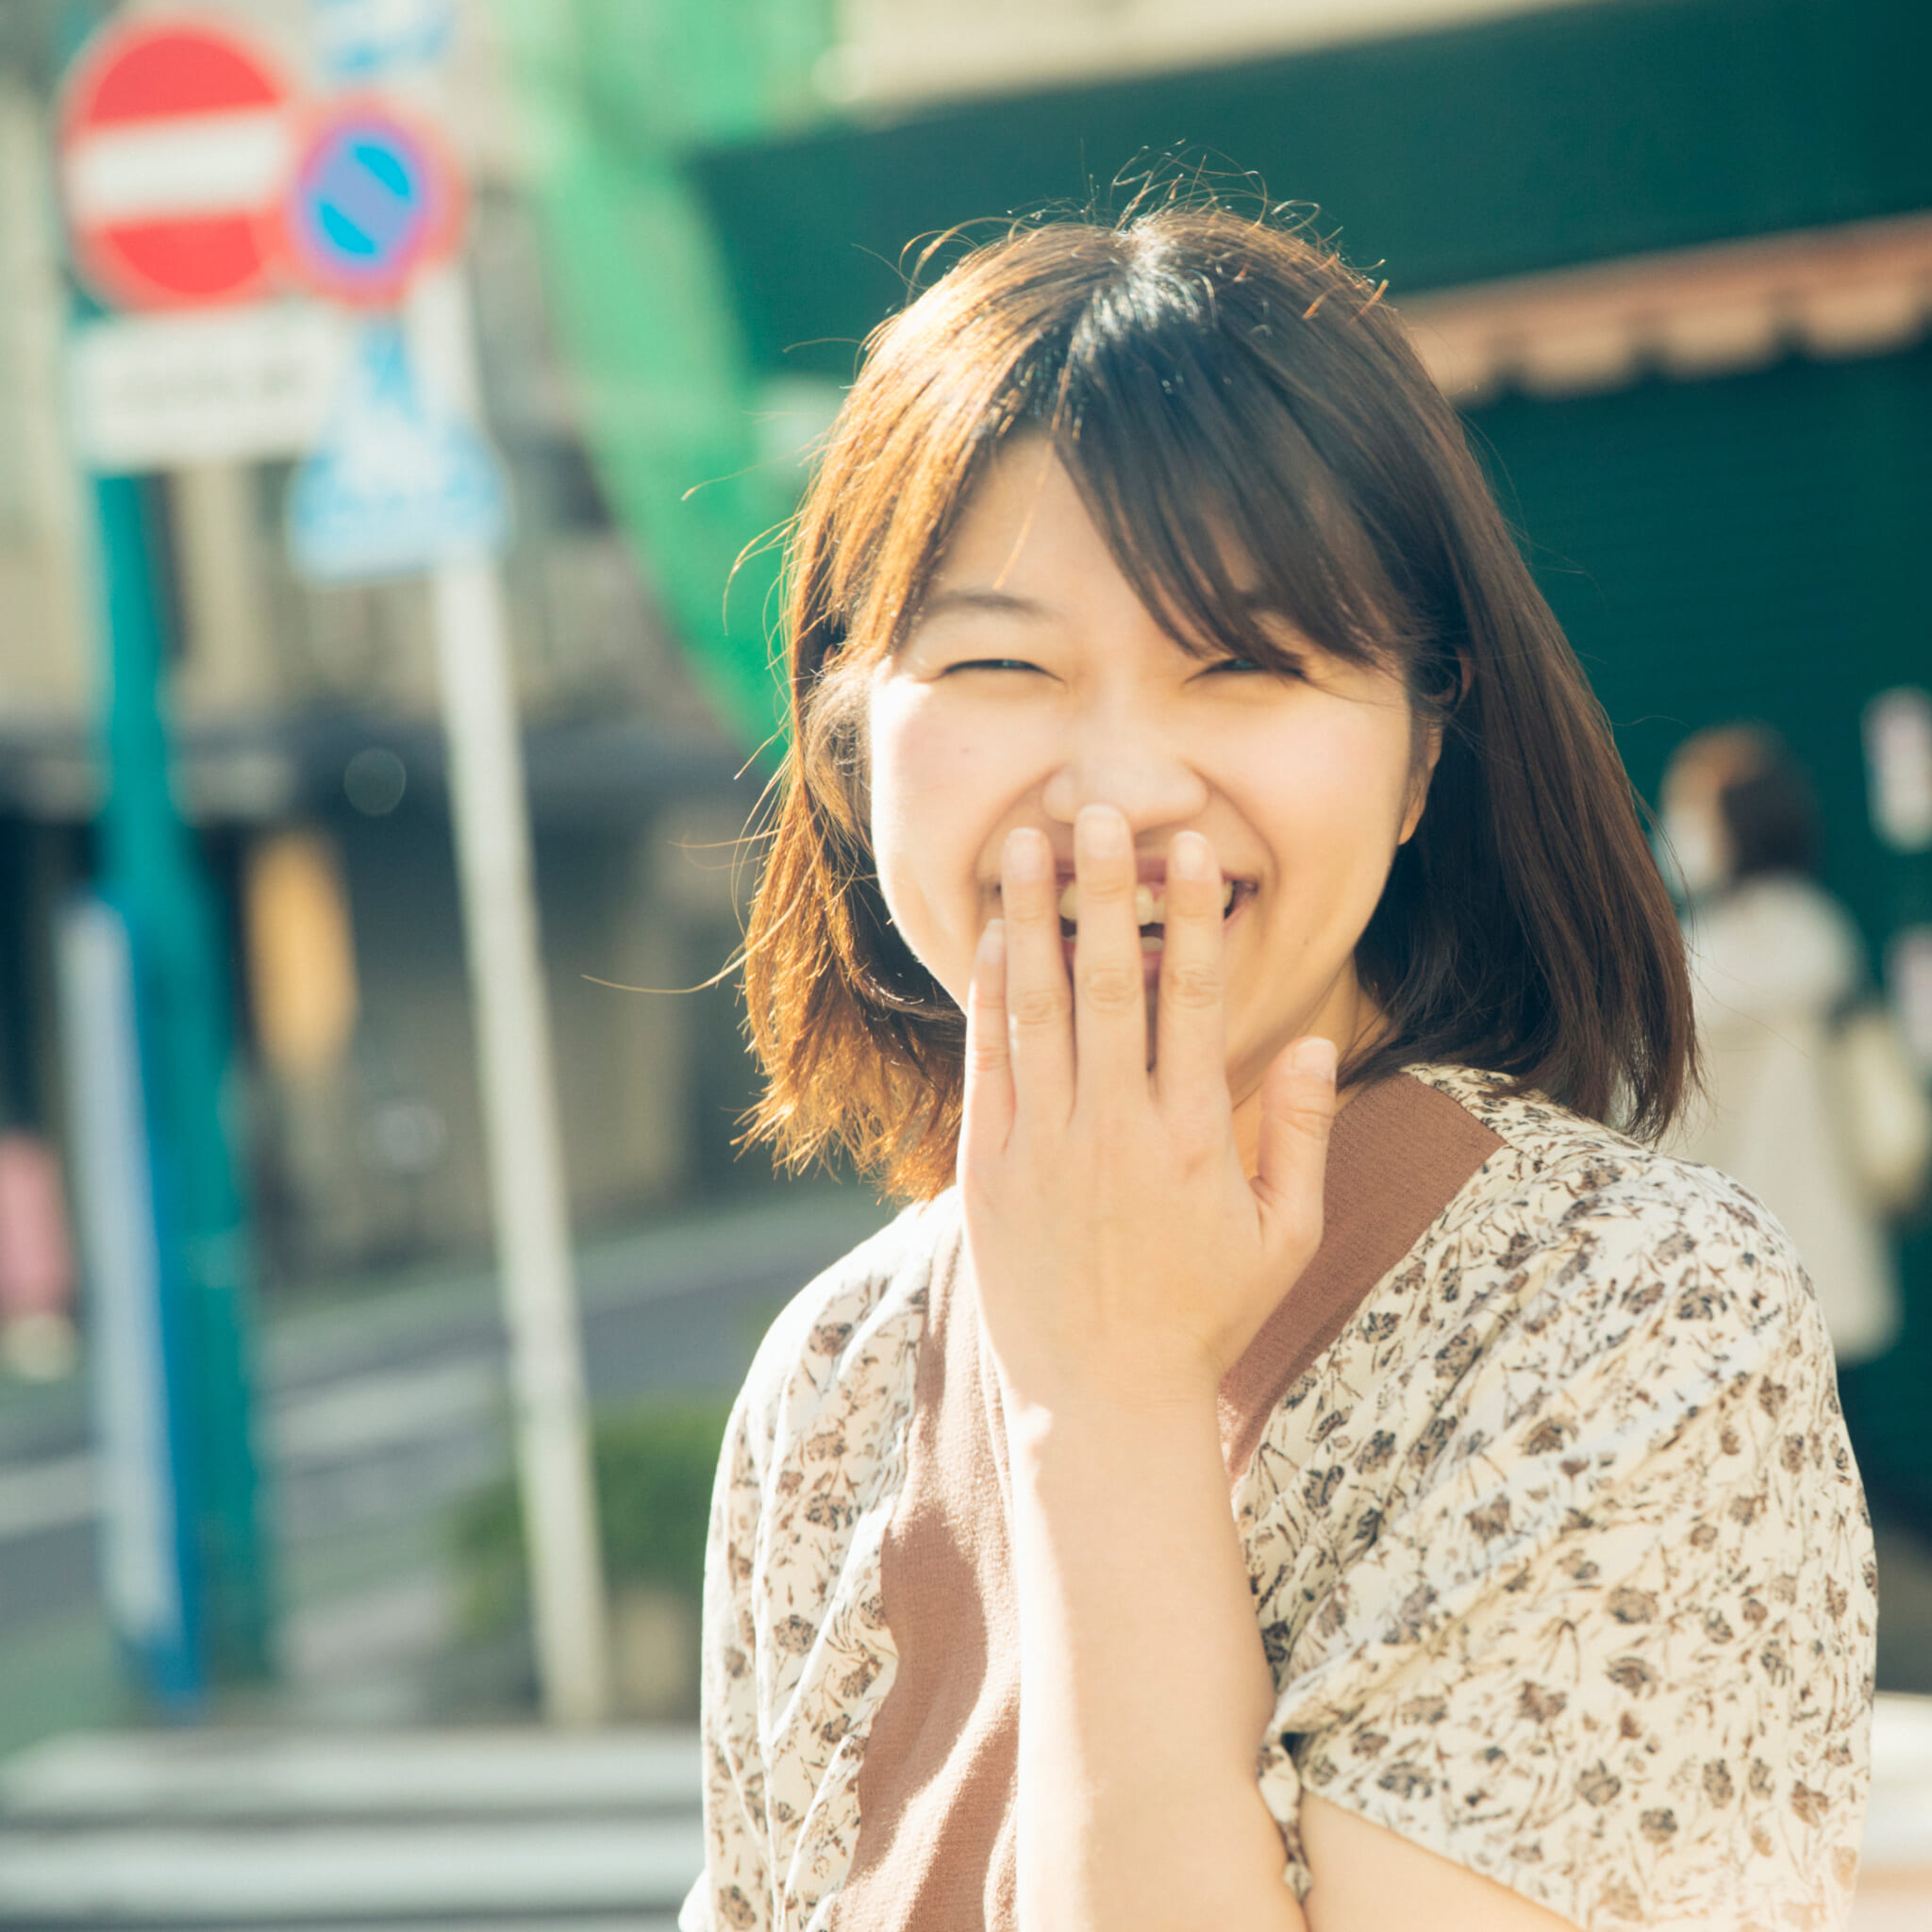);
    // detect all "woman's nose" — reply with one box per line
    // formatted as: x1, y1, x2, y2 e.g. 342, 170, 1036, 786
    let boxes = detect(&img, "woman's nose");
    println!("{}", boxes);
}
1039, 714, 1210, 834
